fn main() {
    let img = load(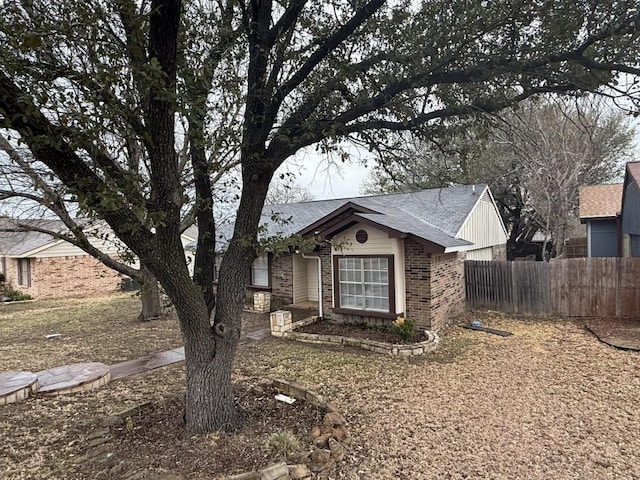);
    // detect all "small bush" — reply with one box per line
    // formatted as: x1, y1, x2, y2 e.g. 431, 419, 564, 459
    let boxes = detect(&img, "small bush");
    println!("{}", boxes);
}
1, 283, 32, 301
263, 429, 302, 460
391, 316, 416, 342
